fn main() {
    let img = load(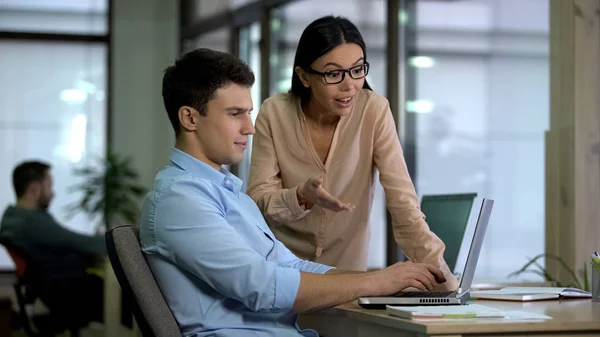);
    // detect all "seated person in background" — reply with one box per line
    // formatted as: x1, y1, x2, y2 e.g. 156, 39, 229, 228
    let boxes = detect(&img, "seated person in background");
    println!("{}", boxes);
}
140, 48, 447, 337
0, 161, 105, 328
